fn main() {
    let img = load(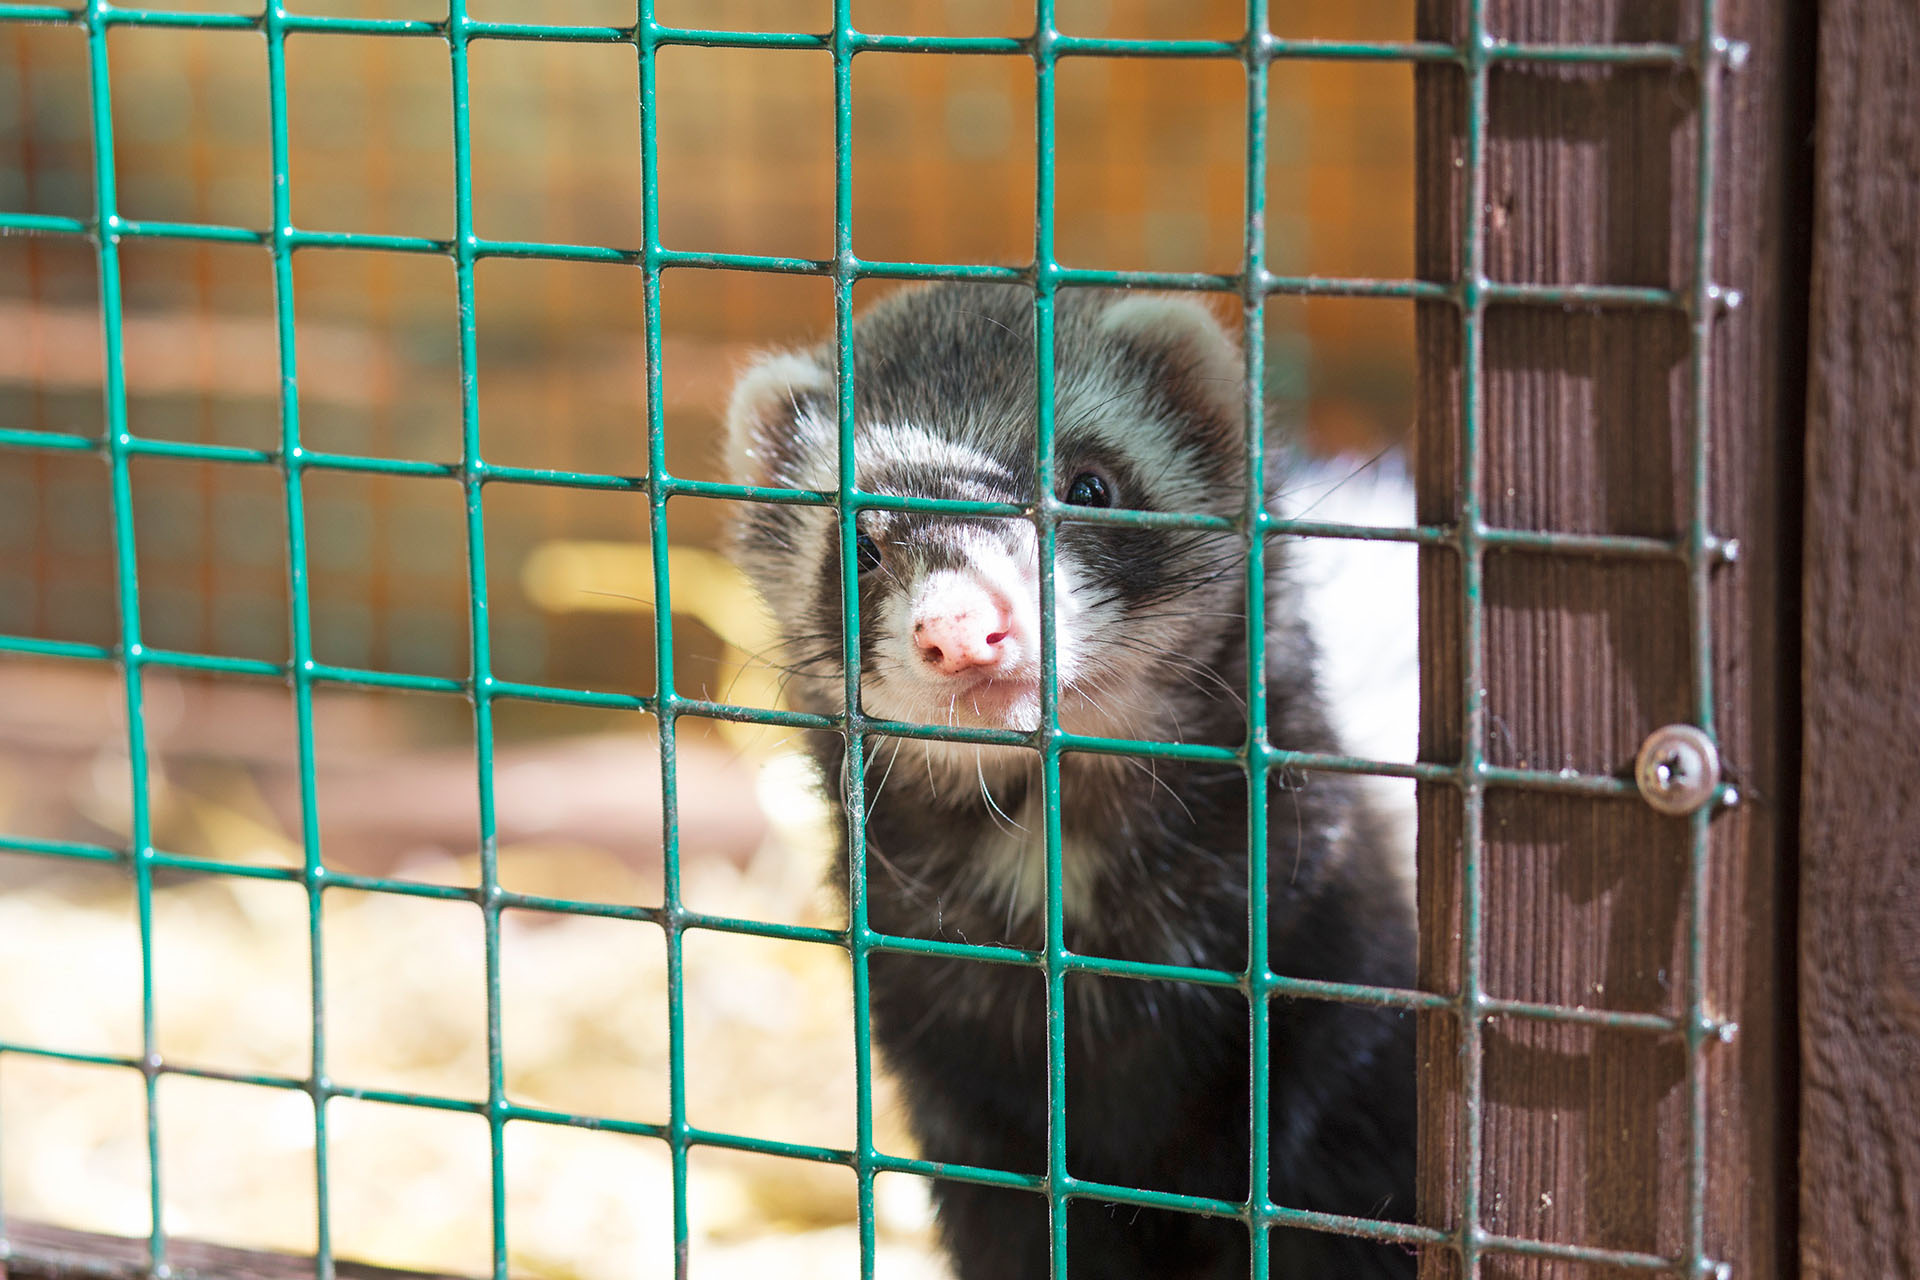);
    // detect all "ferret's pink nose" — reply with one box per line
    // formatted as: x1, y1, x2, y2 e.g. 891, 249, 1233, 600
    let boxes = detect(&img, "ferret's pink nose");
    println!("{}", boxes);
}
913, 607, 1012, 676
